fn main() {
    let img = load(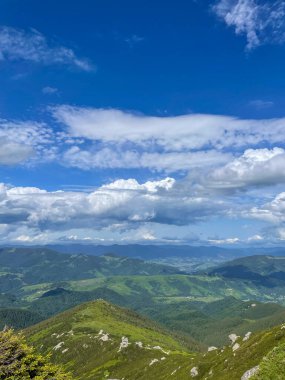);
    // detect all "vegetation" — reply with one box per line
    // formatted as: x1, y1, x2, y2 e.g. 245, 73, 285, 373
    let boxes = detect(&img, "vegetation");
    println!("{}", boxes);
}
22, 300, 285, 379
0, 247, 182, 287
2, 249, 285, 378
25, 300, 198, 379
0, 328, 71, 379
